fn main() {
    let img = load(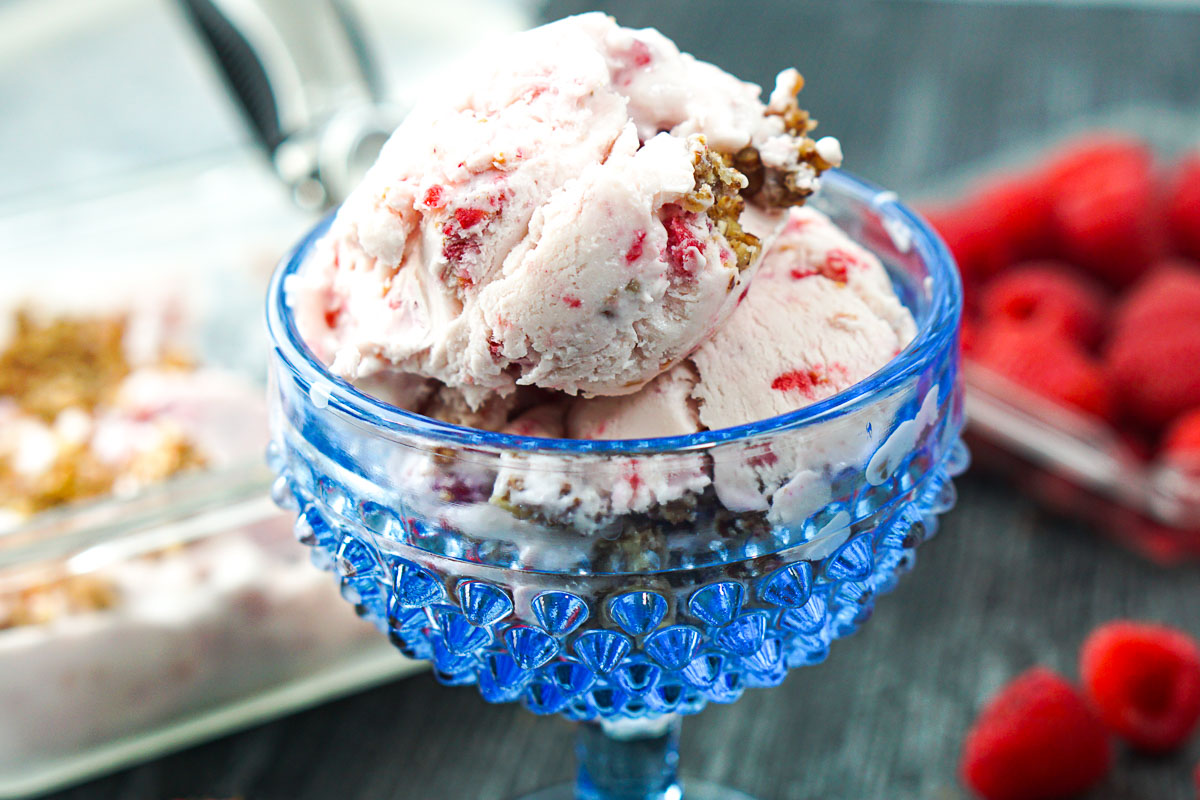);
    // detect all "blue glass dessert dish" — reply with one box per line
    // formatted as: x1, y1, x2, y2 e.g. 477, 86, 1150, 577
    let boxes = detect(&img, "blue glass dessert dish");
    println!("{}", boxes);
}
266, 169, 966, 800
